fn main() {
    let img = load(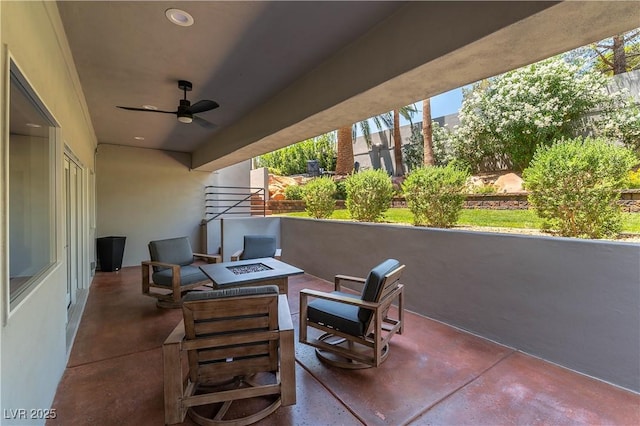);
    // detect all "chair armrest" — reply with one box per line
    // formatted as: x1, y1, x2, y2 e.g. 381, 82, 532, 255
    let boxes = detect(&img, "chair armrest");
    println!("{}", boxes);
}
300, 288, 379, 310
164, 320, 186, 346
141, 261, 181, 295
230, 249, 243, 261
193, 253, 221, 264
277, 294, 296, 406
278, 295, 293, 331
142, 260, 181, 269
334, 274, 366, 291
